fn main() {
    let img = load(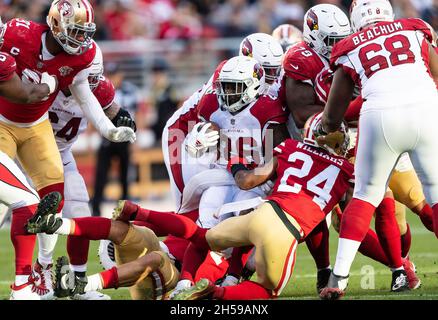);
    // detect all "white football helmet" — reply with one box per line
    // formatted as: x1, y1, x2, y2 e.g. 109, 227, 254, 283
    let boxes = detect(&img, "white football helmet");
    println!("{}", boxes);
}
350, 0, 394, 32
272, 24, 303, 52
239, 33, 284, 84
303, 4, 351, 59
0, 17, 5, 48
215, 56, 265, 113
88, 42, 103, 90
